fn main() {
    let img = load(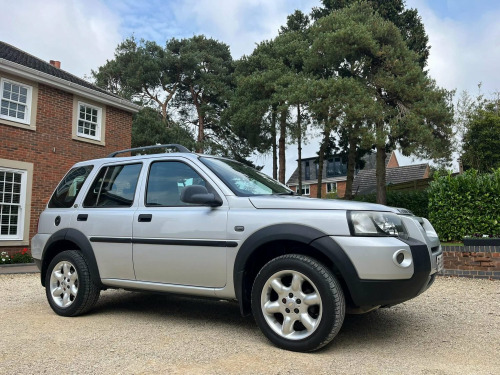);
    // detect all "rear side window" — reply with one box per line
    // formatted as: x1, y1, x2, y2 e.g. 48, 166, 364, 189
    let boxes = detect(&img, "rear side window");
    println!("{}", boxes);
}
48, 166, 94, 208
83, 163, 142, 207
